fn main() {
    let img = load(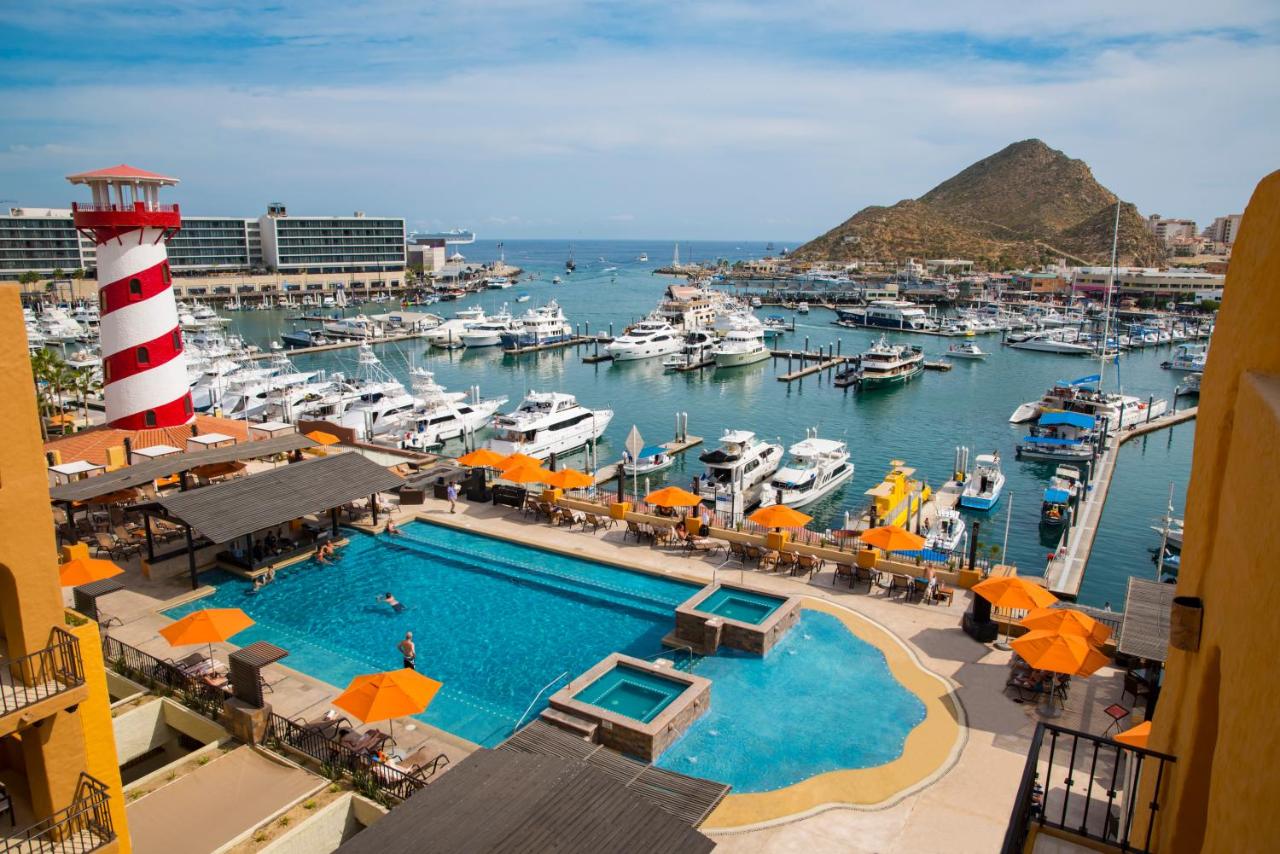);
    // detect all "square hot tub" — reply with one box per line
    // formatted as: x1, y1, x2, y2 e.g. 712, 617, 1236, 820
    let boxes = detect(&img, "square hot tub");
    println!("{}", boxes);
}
671, 582, 802, 655
547, 654, 711, 761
